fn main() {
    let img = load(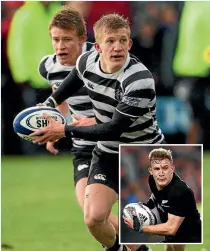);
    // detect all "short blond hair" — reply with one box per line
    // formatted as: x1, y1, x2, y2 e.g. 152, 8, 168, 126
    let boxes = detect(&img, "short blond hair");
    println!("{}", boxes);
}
93, 13, 131, 42
149, 148, 173, 164
49, 6, 86, 37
